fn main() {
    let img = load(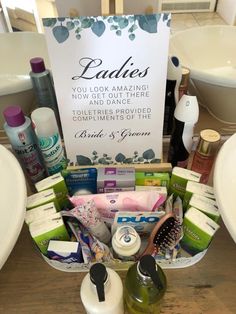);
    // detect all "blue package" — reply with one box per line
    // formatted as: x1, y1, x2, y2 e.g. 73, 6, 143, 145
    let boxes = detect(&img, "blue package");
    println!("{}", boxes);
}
47, 240, 83, 263
62, 168, 97, 196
